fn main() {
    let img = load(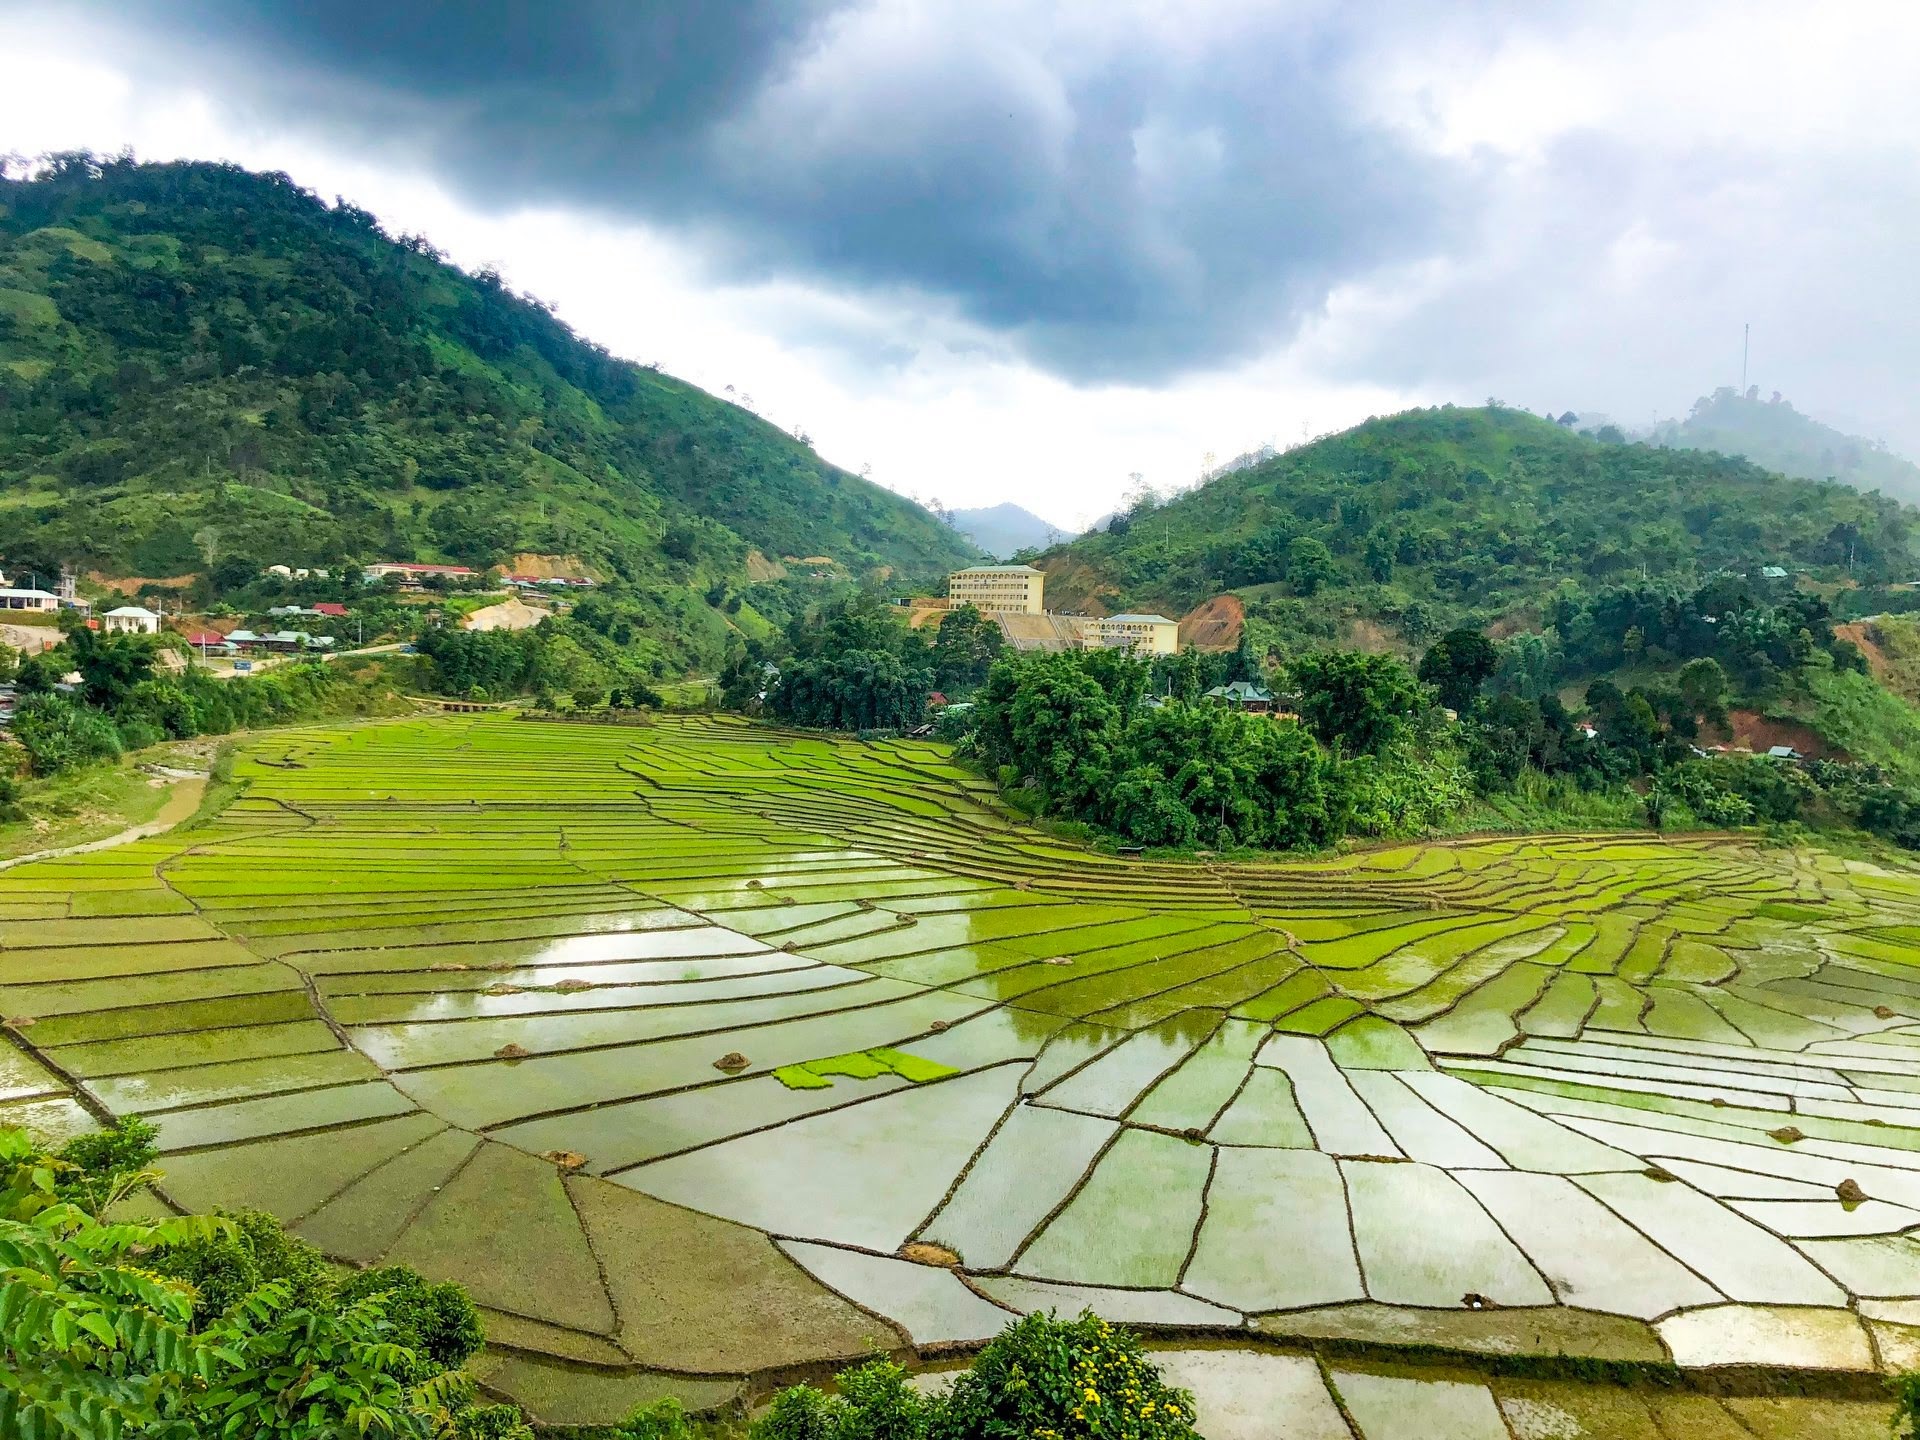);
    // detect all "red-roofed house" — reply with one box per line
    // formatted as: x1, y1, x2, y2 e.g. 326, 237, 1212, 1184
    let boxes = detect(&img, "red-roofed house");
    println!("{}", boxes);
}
312, 602, 349, 617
